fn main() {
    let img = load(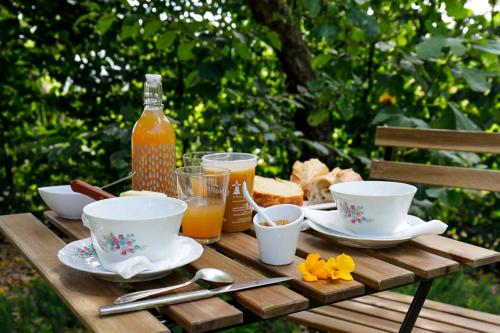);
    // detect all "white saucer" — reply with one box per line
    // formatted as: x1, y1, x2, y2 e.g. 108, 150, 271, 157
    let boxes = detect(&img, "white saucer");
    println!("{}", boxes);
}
58, 236, 203, 282
303, 201, 336, 210
305, 211, 426, 248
